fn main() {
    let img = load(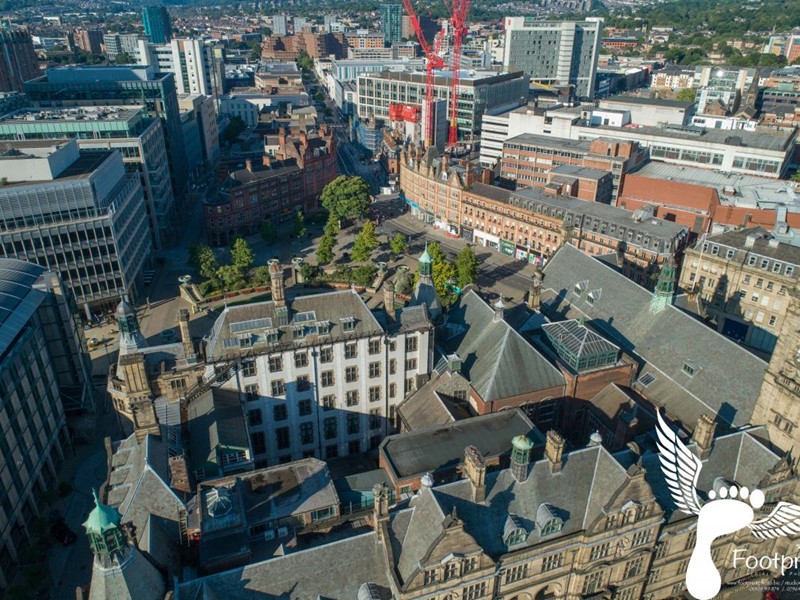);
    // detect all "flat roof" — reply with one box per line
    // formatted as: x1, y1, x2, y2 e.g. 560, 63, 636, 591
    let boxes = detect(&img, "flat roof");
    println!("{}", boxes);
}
601, 95, 694, 109
631, 161, 799, 208
585, 122, 796, 152
379, 409, 542, 480
0, 106, 143, 124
